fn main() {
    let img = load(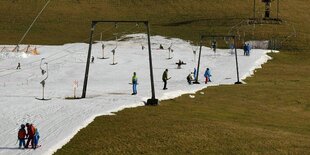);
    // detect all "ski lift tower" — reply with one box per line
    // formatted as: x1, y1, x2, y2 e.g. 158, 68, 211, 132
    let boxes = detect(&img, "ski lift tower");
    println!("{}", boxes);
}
250, 0, 282, 24
81, 20, 159, 106
193, 34, 242, 85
